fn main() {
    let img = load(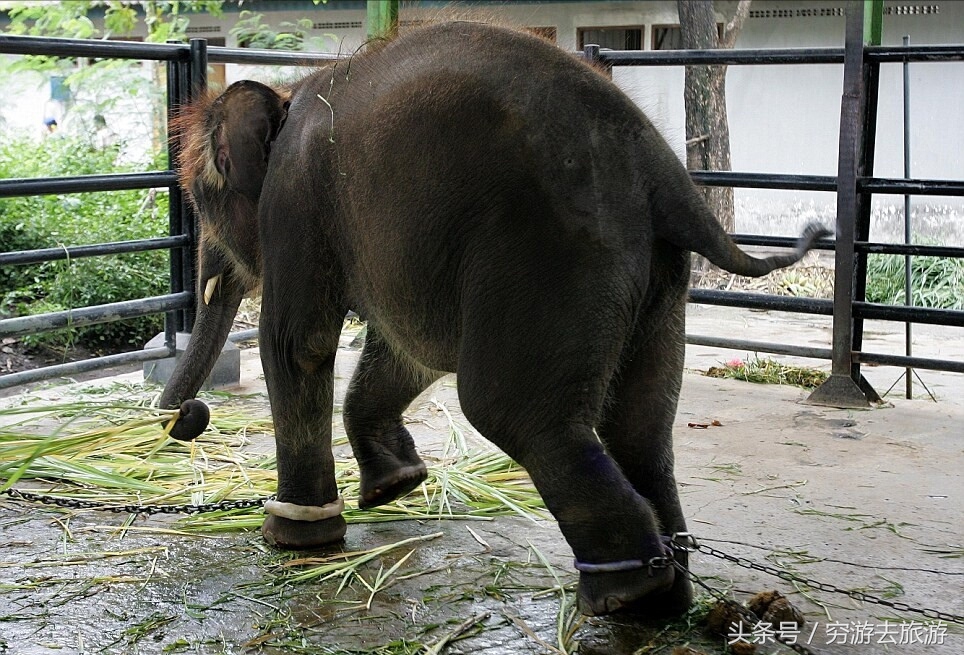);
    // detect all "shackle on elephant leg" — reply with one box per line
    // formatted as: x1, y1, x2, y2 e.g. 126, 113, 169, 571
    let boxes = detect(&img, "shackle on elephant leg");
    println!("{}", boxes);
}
263, 497, 346, 522
166, 399, 211, 441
